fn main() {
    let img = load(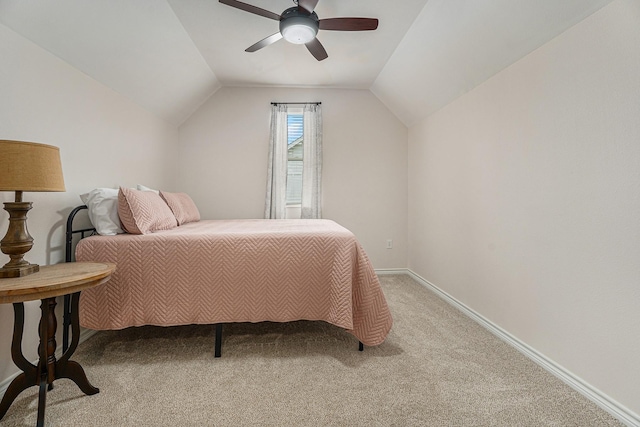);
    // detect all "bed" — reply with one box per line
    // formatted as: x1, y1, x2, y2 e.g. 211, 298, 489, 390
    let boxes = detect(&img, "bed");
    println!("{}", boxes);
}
66, 199, 393, 357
